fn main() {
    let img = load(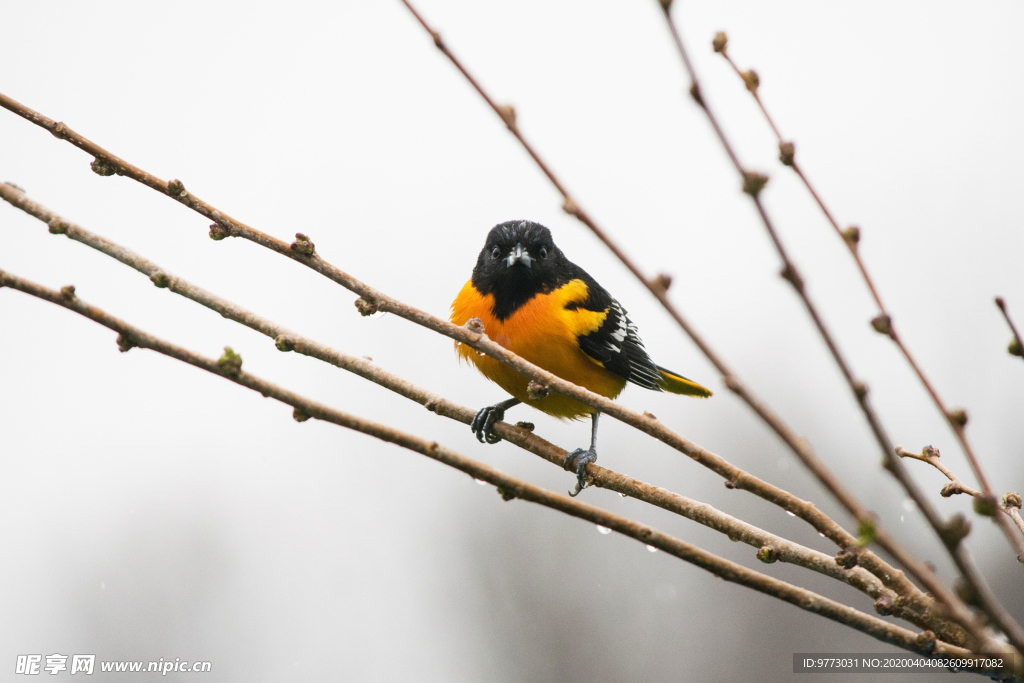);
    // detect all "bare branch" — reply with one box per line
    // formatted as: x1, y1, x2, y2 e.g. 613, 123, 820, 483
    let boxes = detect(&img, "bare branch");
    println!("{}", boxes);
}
1, 269, 996, 672
716, 33, 1024, 565
655, 5, 1021, 654
0, 92, 930, 613
0, 182, 921, 623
